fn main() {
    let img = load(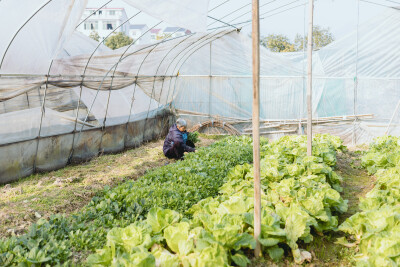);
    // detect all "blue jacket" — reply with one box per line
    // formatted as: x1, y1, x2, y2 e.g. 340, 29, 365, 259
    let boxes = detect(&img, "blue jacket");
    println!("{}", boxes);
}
163, 124, 195, 155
